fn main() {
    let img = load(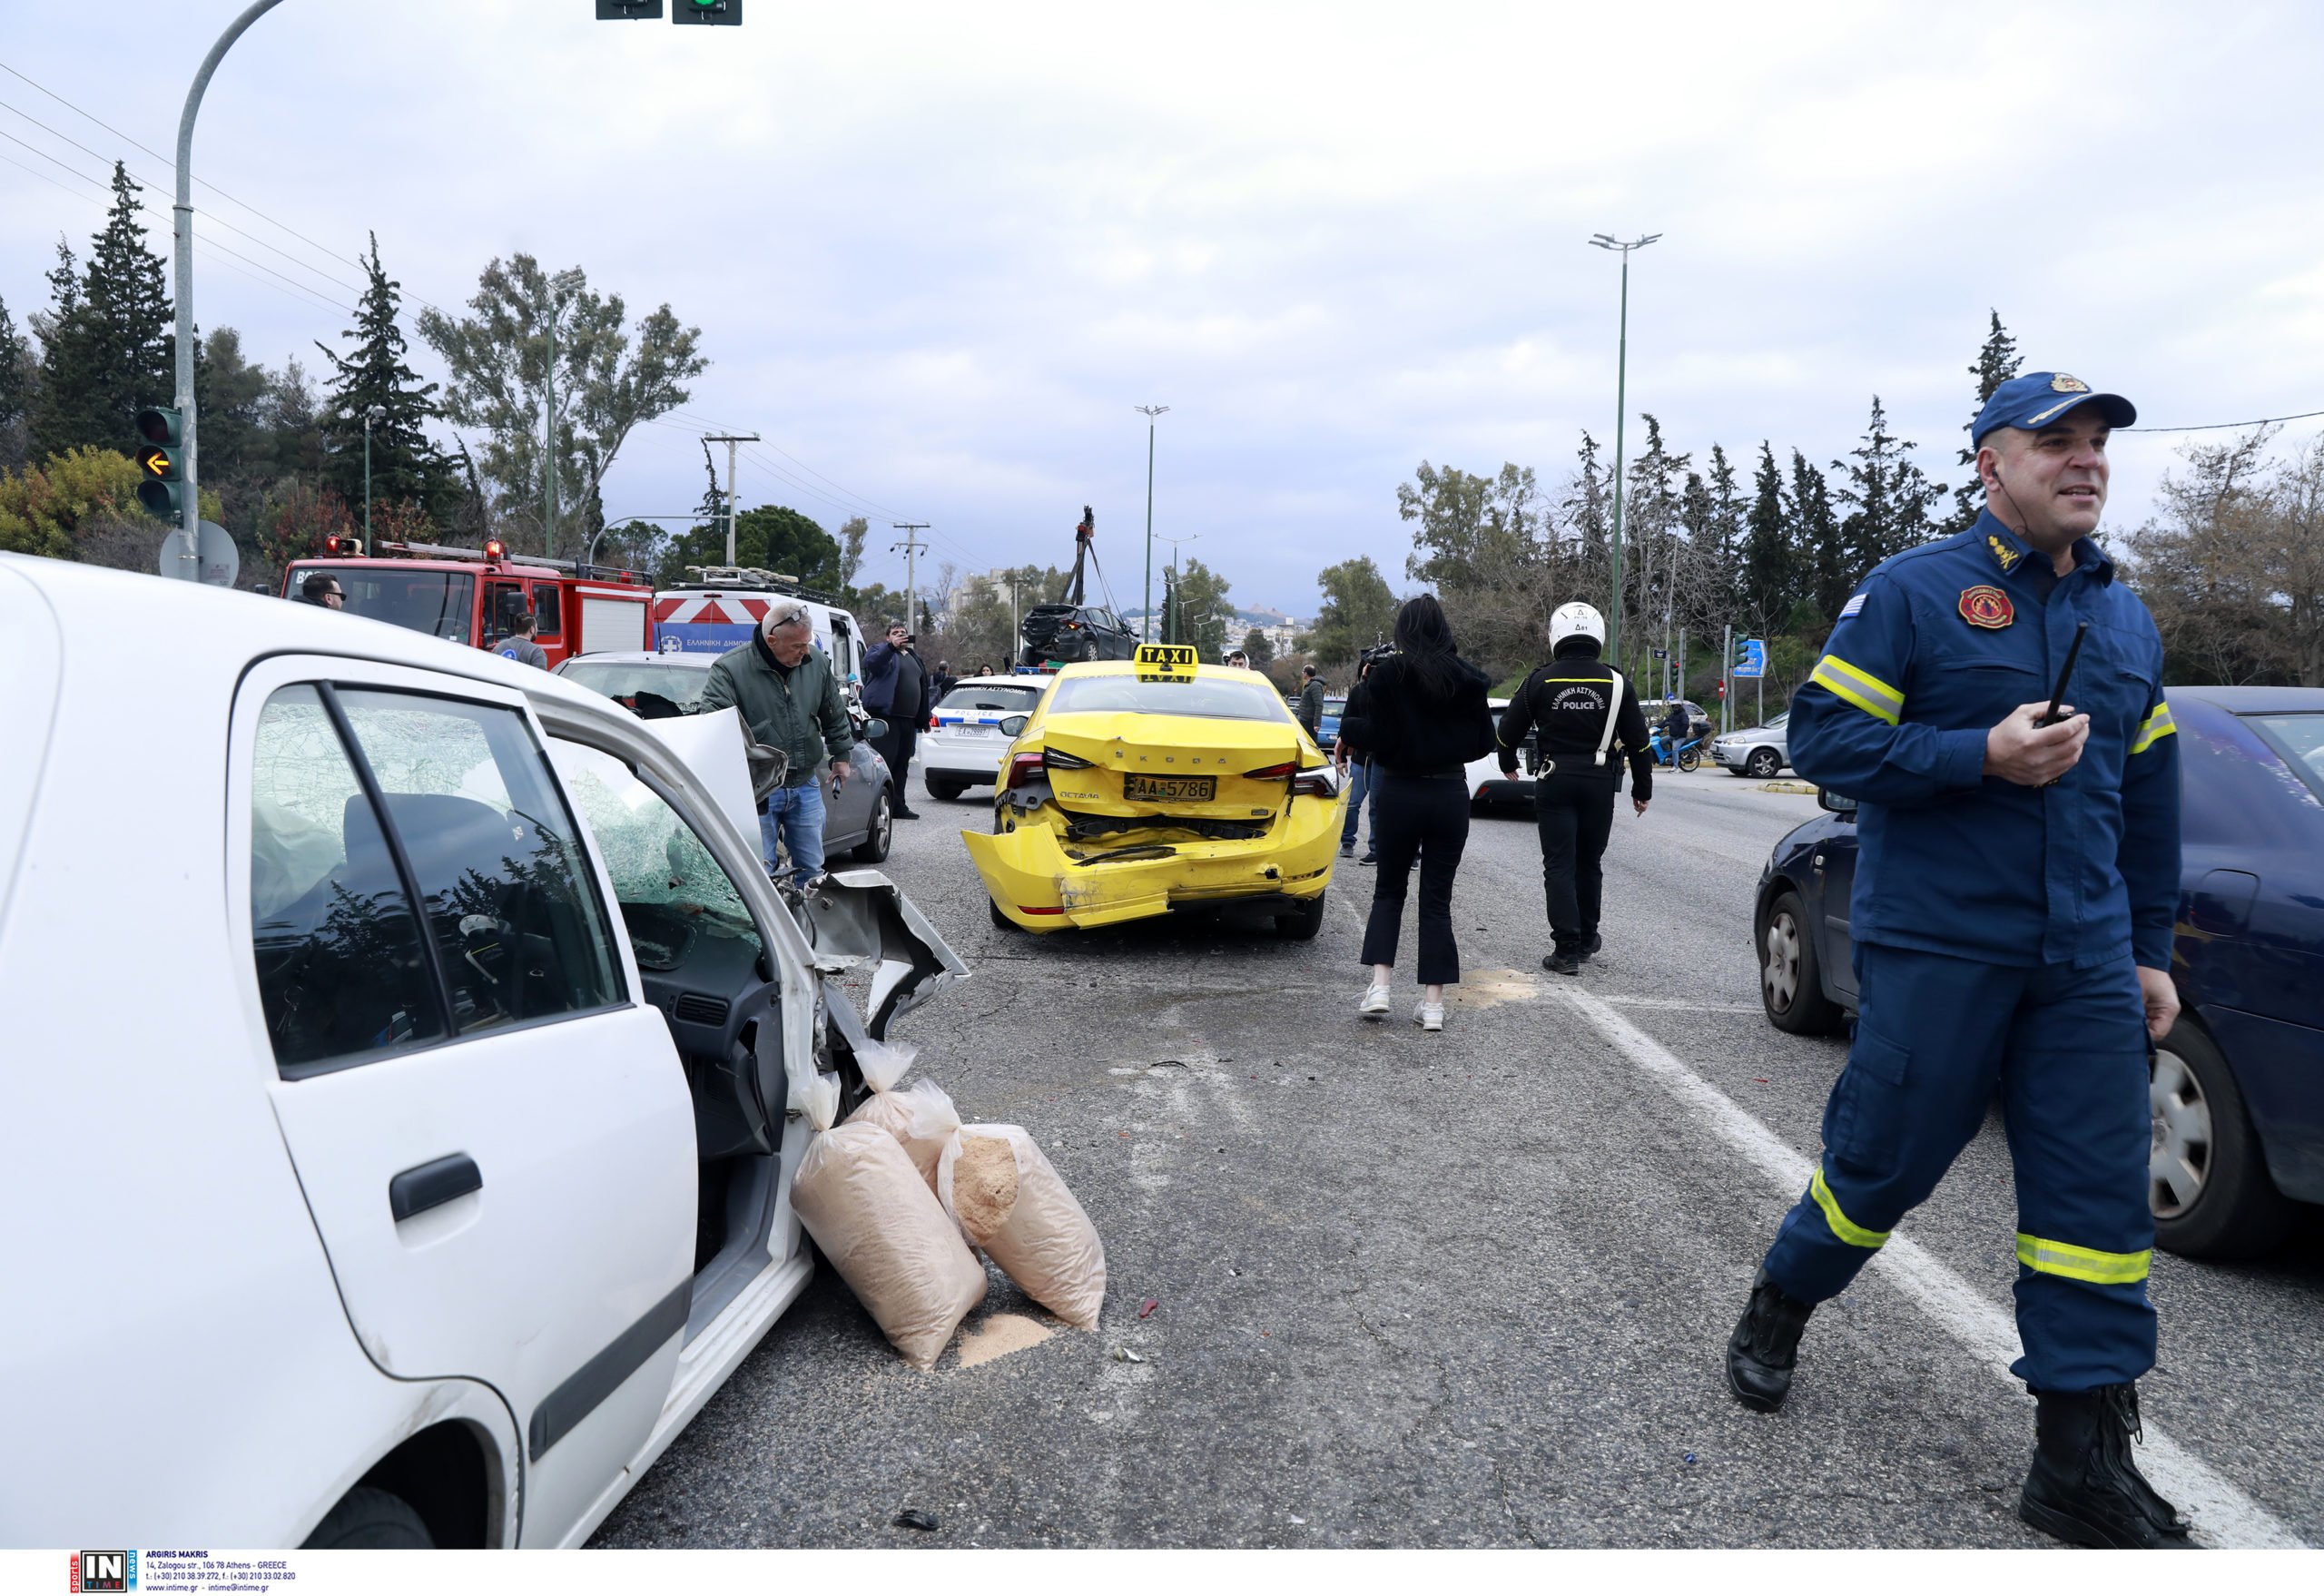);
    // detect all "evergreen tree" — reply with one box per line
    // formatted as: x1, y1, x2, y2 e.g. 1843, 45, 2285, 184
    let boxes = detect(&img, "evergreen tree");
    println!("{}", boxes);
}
318, 233, 451, 524
1950, 310, 2022, 531
30, 237, 97, 460
1790, 448, 1846, 624
0, 290, 31, 471
193, 327, 275, 489
33, 165, 173, 459
1706, 442, 1745, 617
1562, 430, 1609, 559
1741, 441, 1794, 634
